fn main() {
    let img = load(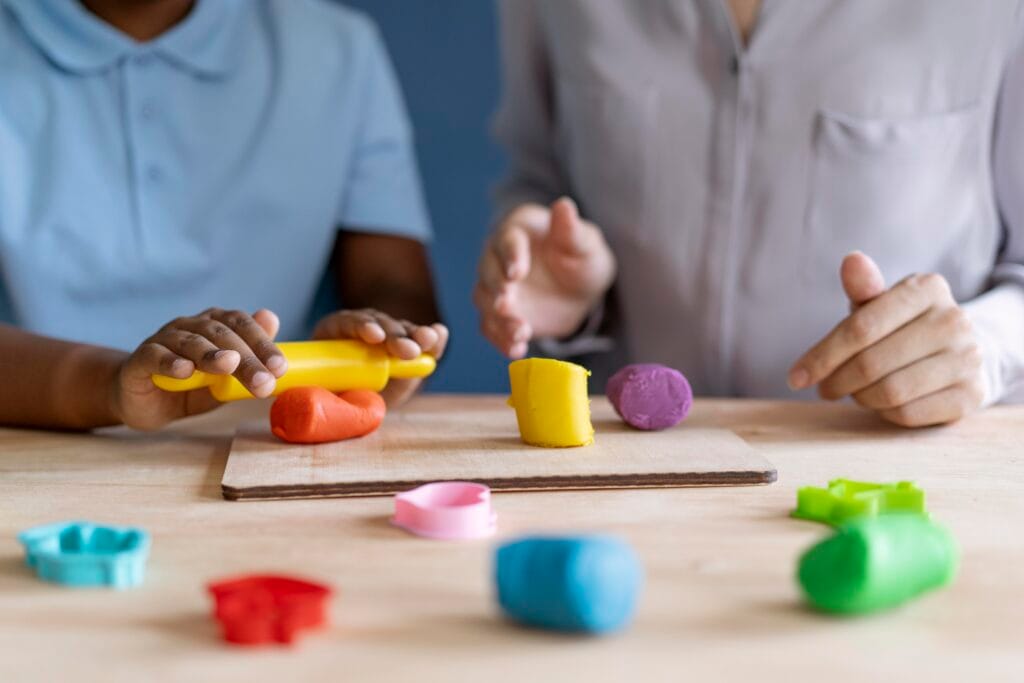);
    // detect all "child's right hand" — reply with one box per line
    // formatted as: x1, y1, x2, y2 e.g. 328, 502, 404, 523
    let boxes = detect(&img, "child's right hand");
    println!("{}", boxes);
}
110, 308, 287, 430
